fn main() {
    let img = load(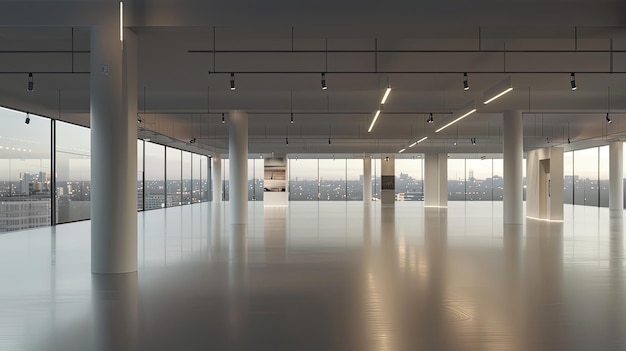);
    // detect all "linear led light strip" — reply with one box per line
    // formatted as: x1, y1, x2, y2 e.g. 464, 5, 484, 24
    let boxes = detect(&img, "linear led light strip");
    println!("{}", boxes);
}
483, 87, 513, 104
120, 2, 124, 41
368, 109, 381, 133
408, 136, 428, 148
368, 85, 392, 133
435, 109, 477, 133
